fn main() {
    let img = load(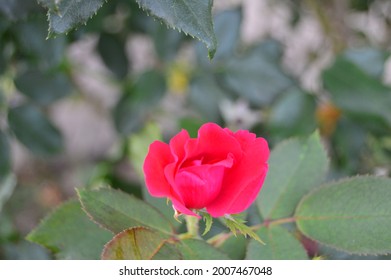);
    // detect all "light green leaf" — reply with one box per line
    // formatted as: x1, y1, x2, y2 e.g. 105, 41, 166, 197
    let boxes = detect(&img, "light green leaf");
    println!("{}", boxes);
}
202, 212, 213, 236
135, 0, 217, 59
296, 176, 391, 255
101, 227, 180, 260
129, 123, 180, 227
26, 200, 113, 259
129, 122, 162, 179
257, 131, 328, 220
47, 0, 106, 35
8, 104, 64, 156
246, 226, 308, 260
0, 174, 16, 215
224, 216, 264, 244
78, 187, 174, 235
37, 0, 58, 10
178, 238, 229, 260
